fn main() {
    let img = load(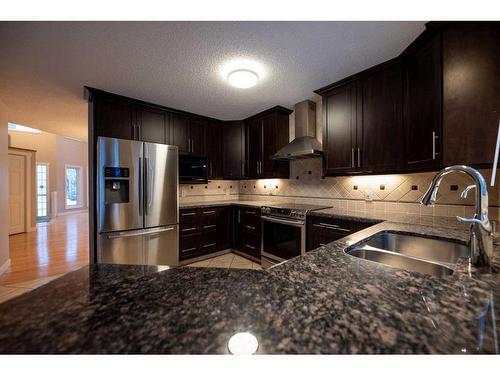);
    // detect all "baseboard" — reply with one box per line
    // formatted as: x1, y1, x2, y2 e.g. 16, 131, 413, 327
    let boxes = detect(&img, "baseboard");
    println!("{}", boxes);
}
56, 209, 88, 217
0, 259, 11, 276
